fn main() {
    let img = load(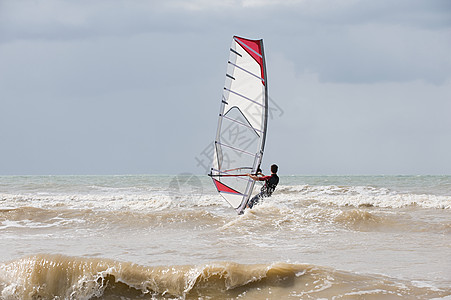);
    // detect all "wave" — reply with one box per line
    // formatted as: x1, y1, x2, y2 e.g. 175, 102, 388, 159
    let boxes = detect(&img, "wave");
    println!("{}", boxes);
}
329, 209, 451, 233
276, 184, 451, 209
0, 254, 449, 299
2, 184, 450, 214
0, 206, 222, 235
2, 204, 450, 237
218, 202, 451, 235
